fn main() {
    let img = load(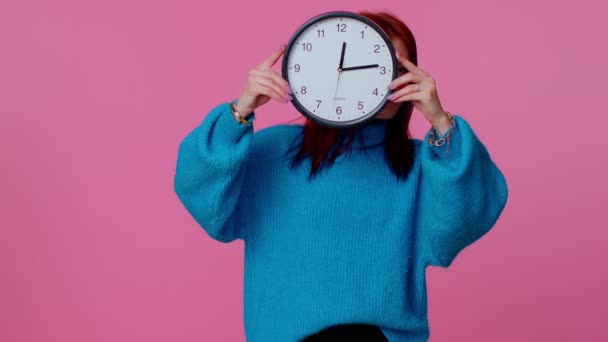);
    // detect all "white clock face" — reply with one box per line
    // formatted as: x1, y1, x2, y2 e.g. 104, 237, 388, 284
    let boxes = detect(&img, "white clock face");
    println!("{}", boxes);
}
283, 13, 397, 127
